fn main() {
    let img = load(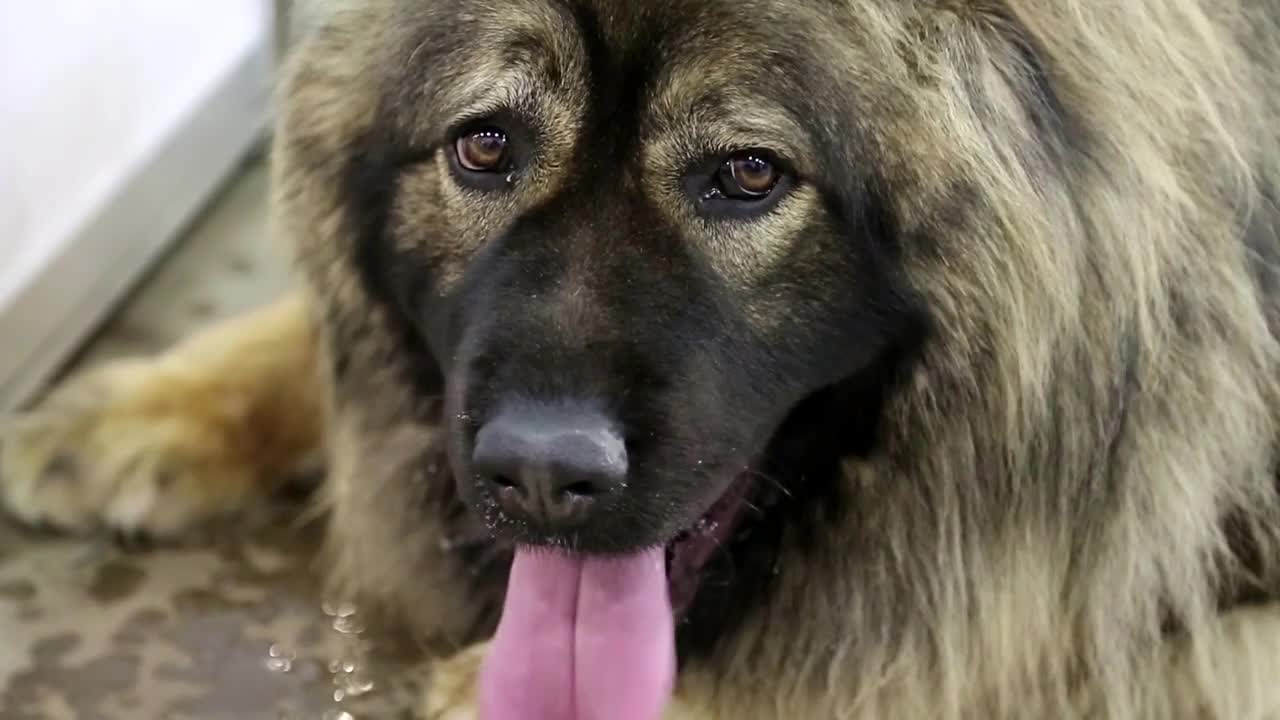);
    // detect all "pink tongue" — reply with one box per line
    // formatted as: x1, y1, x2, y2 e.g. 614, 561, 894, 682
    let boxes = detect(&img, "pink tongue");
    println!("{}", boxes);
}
478, 547, 675, 720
